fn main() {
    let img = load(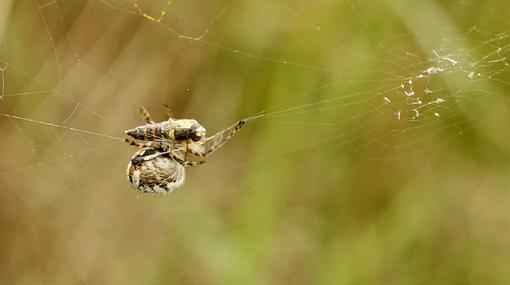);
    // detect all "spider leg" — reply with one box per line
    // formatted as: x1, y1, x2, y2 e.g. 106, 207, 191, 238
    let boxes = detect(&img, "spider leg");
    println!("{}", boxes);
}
183, 142, 189, 161
188, 119, 246, 157
187, 142, 206, 157
179, 160, 205, 167
139, 106, 155, 124
169, 150, 205, 167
